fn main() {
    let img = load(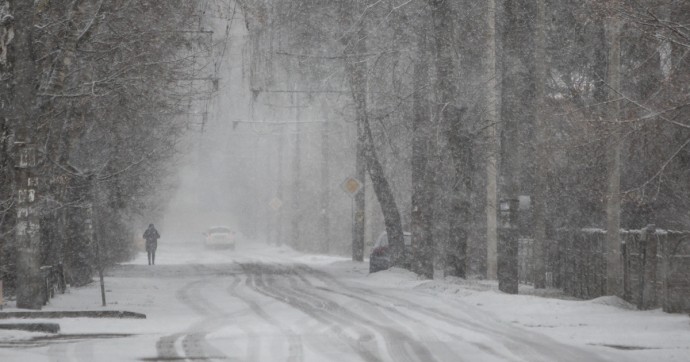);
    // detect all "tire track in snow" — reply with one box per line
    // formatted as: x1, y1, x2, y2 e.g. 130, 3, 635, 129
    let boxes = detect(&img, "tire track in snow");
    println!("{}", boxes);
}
224, 275, 262, 362
156, 275, 231, 361
281, 267, 440, 362
242, 262, 440, 362
251, 270, 367, 362
289, 266, 497, 360
48, 341, 72, 362
236, 264, 307, 362
301, 264, 608, 362
240, 263, 379, 362
287, 272, 462, 361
